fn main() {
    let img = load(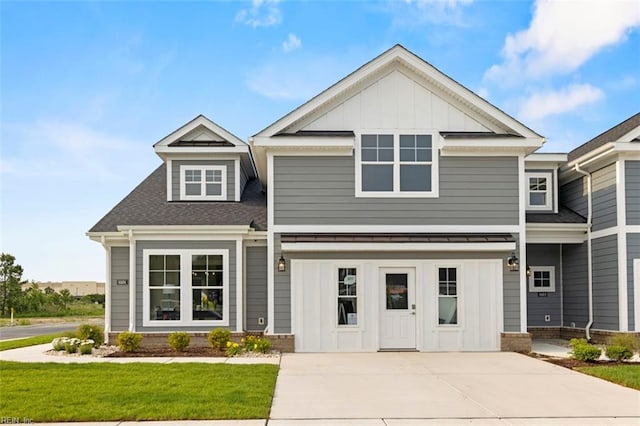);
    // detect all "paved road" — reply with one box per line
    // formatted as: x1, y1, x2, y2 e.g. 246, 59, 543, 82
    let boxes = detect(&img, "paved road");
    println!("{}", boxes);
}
0, 319, 102, 340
